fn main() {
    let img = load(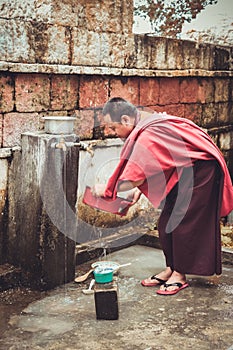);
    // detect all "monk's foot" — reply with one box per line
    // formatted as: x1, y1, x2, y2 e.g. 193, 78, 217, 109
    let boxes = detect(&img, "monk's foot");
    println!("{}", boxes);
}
158, 271, 187, 292
141, 267, 173, 287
